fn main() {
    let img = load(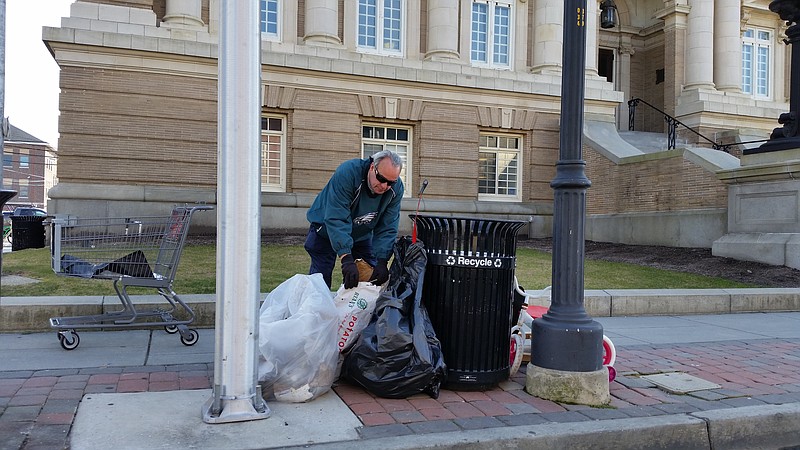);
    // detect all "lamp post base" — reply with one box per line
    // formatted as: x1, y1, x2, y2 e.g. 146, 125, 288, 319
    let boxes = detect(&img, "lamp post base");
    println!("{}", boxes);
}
525, 364, 610, 406
745, 136, 800, 155
202, 394, 270, 424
